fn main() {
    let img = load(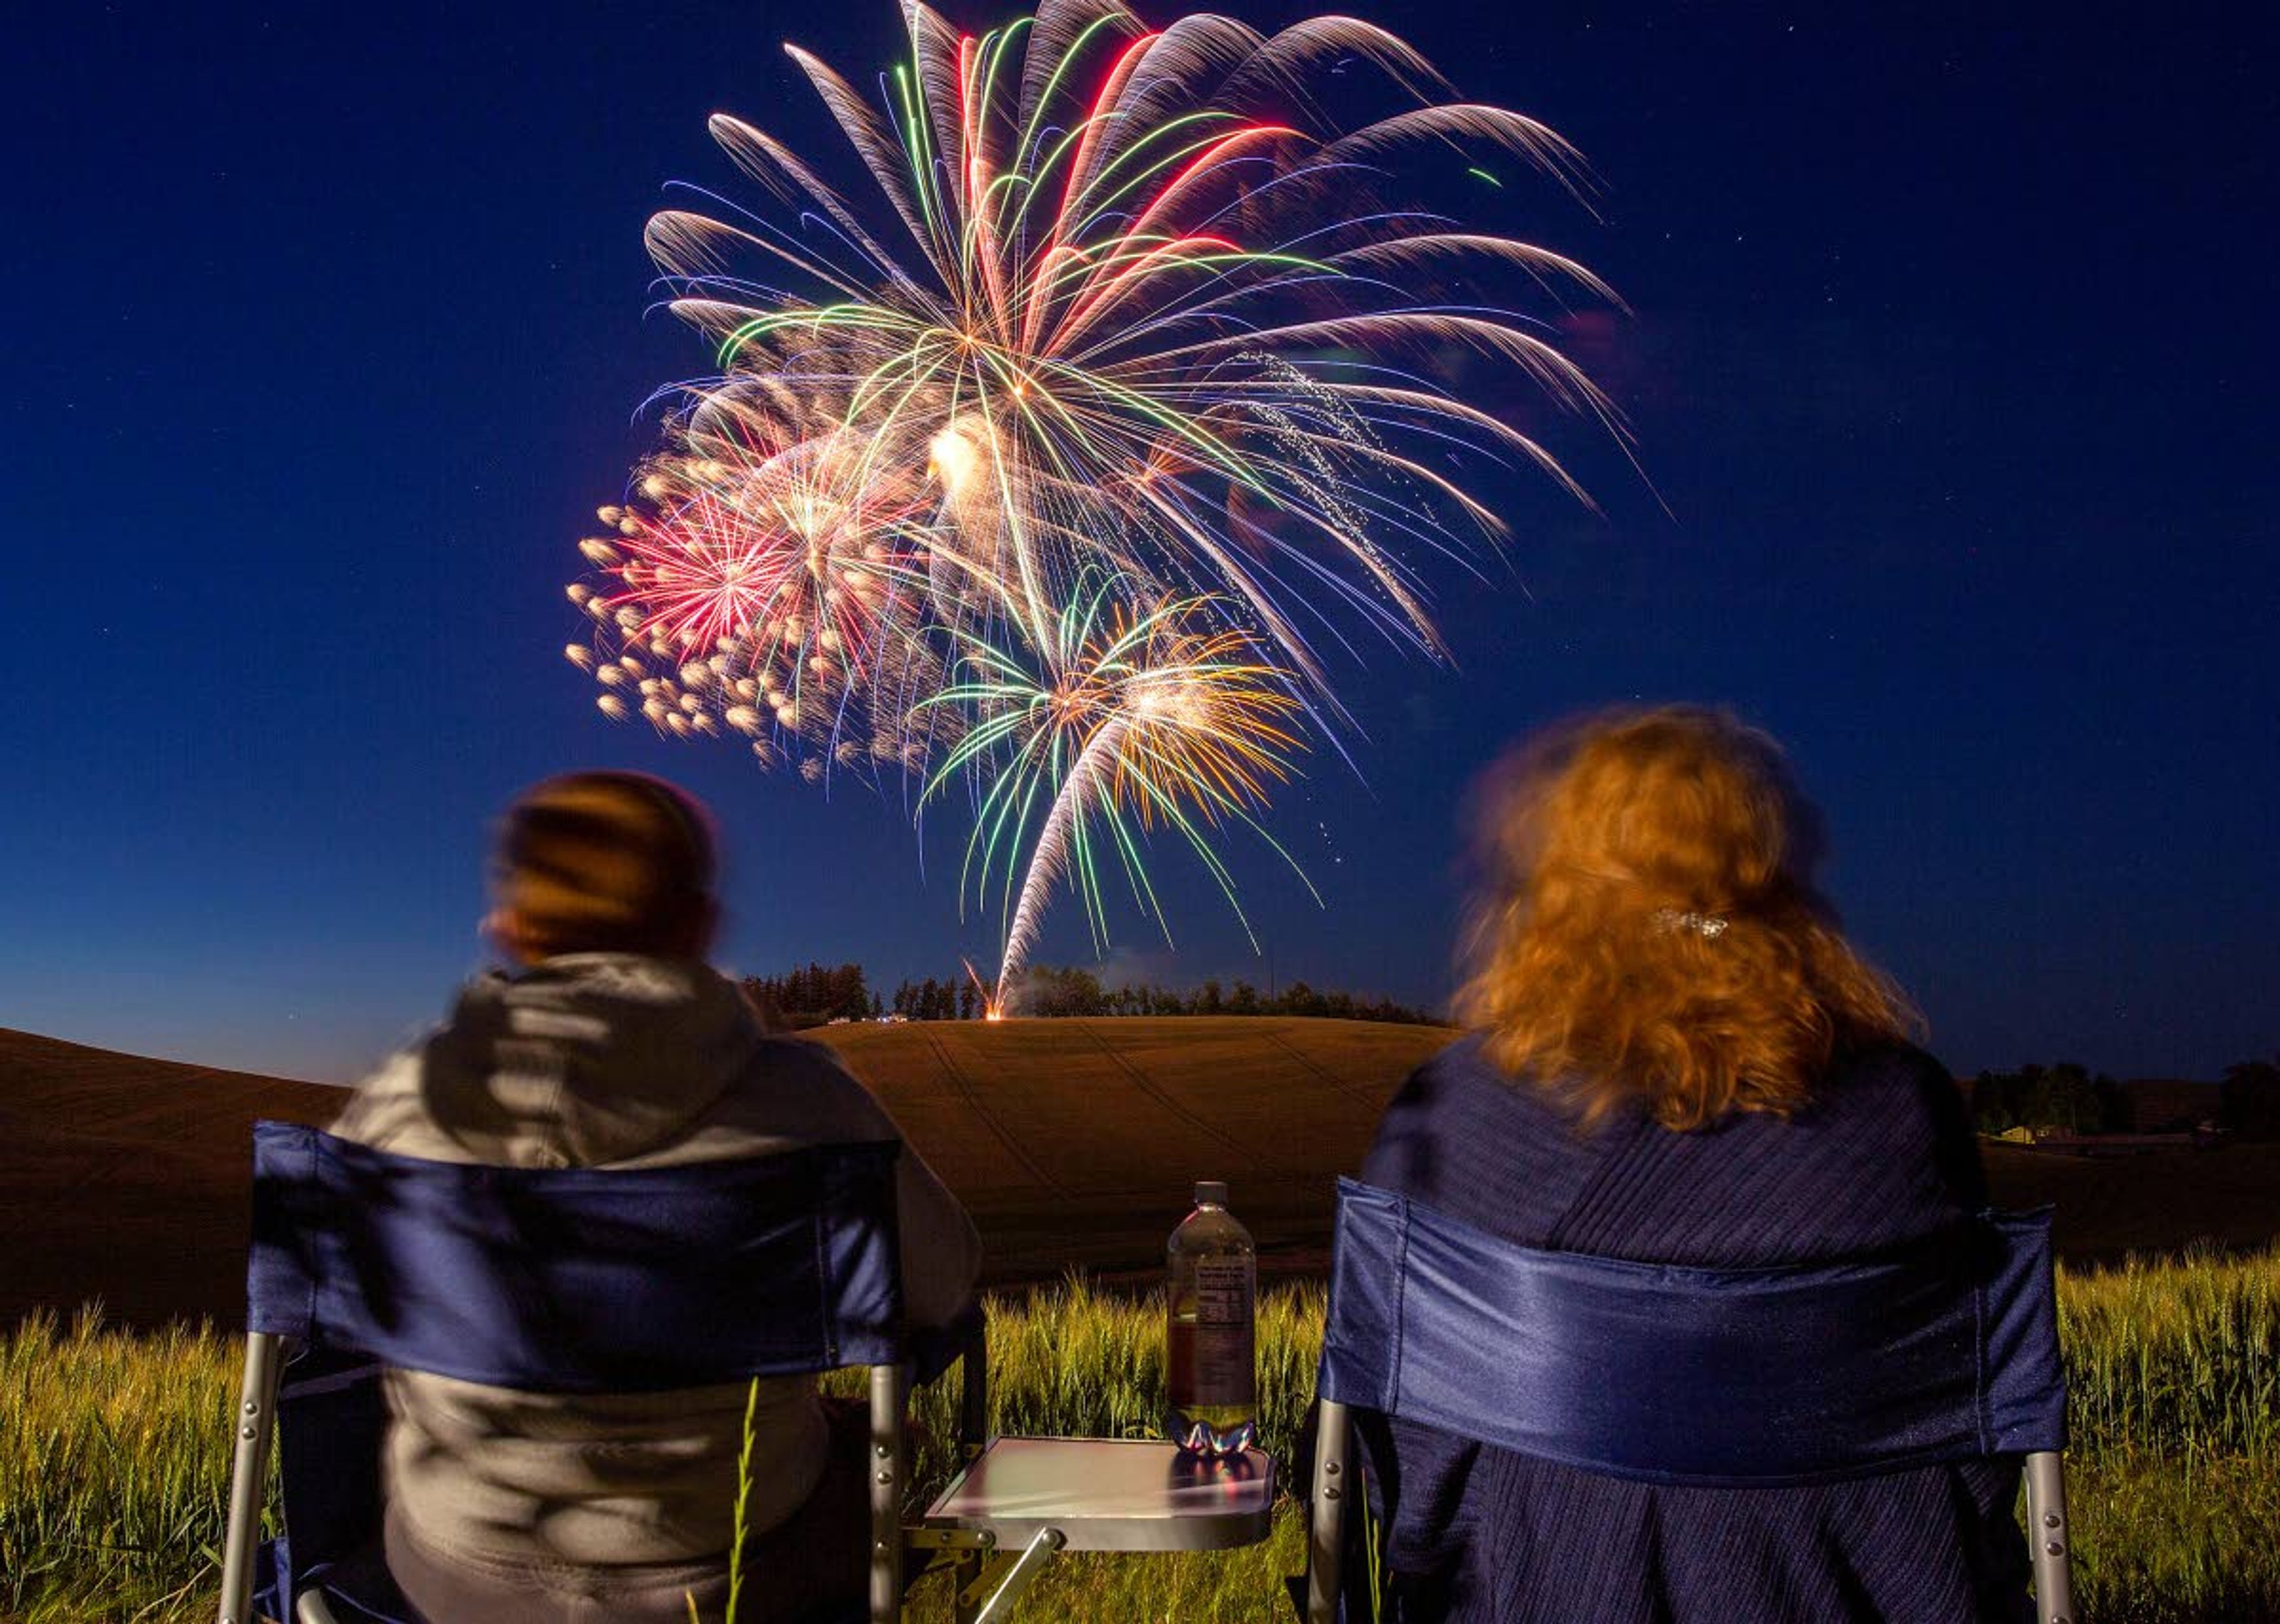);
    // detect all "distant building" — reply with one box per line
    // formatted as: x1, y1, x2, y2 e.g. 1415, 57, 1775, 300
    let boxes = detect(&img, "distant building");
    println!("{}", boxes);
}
2017, 1126, 2227, 1157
